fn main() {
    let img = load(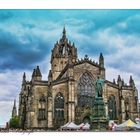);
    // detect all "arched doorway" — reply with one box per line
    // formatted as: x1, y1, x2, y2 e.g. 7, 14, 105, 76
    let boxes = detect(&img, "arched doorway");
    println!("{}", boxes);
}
83, 116, 90, 124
